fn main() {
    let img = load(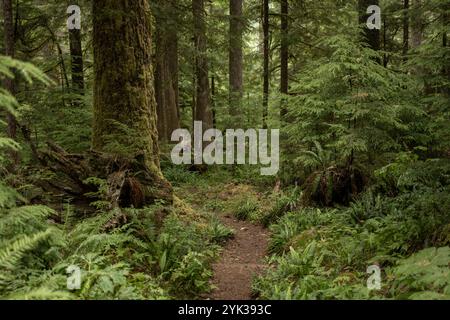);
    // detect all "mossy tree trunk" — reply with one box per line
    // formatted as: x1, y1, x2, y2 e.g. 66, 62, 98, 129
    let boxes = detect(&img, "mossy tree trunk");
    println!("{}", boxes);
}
90, 0, 172, 206
92, 0, 159, 173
